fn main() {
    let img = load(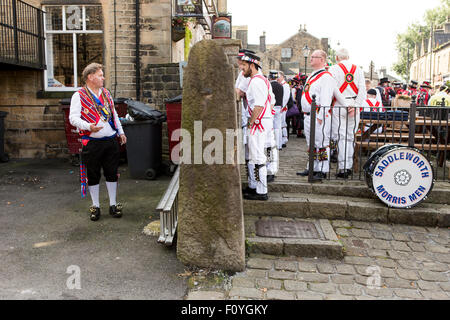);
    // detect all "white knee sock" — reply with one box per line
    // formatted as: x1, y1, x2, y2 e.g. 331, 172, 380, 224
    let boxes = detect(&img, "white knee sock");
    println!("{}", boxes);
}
89, 185, 100, 208
106, 182, 117, 206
